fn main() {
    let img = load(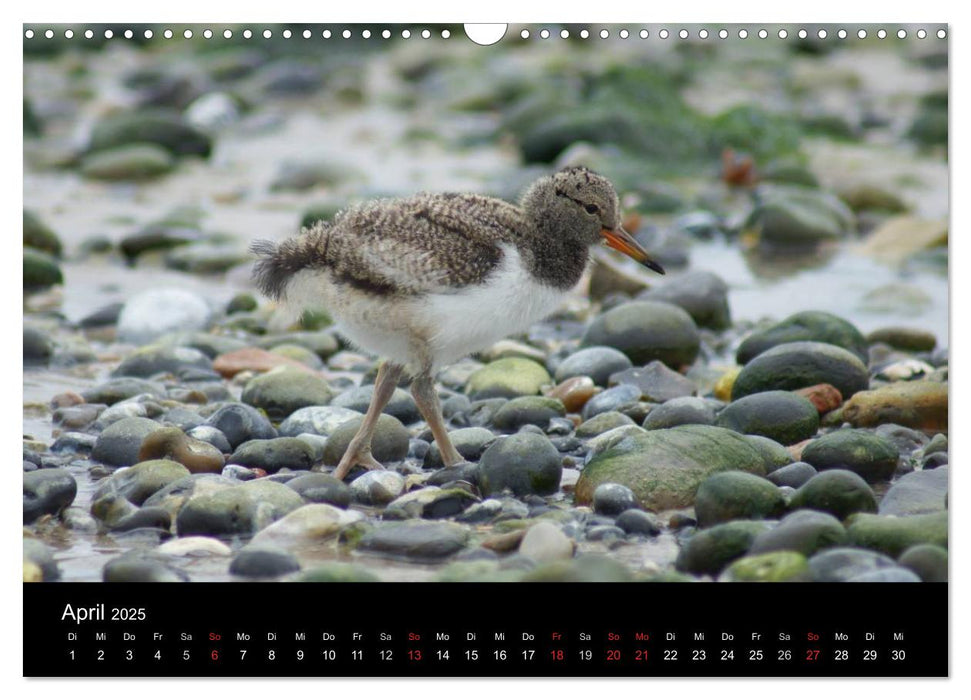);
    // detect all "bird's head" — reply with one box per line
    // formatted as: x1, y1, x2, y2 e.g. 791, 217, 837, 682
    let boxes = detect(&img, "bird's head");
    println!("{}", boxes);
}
526, 166, 665, 275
